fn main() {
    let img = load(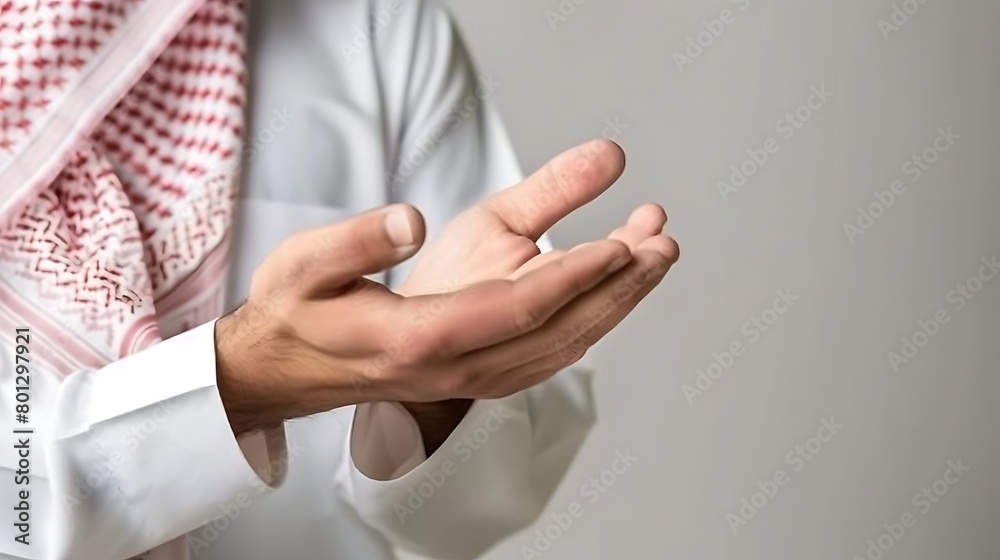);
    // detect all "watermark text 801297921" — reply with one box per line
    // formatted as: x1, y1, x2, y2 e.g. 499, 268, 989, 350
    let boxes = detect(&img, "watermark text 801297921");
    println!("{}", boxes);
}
12, 327, 33, 546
